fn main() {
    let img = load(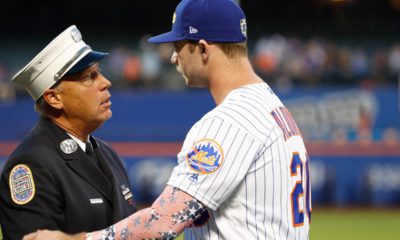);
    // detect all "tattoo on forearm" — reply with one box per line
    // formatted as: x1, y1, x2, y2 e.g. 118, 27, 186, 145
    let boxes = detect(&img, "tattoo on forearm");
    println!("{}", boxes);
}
169, 187, 178, 203
89, 186, 207, 240
102, 226, 116, 239
120, 227, 132, 240
159, 230, 178, 240
133, 217, 141, 227
173, 199, 205, 224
